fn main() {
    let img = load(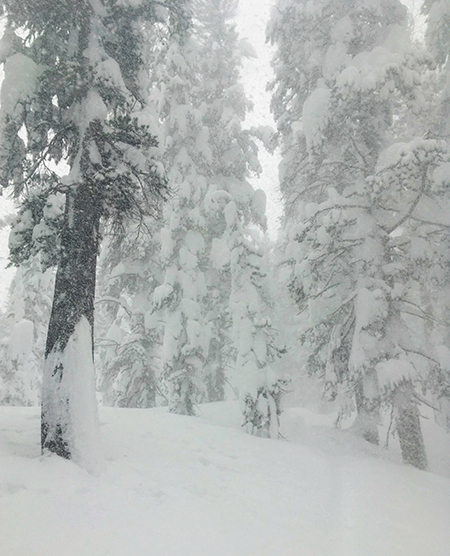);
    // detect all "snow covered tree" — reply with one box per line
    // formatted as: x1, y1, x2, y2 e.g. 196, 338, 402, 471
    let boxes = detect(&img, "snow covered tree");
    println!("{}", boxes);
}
0, 255, 54, 406
366, 137, 449, 469
0, 0, 166, 470
417, 0, 450, 430
96, 222, 163, 408
151, 0, 285, 426
422, 0, 450, 135
193, 0, 289, 434
269, 0, 409, 441
194, 0, 264, 403
212, 192, 288, 437
151, 2, 212, 415
269, 0, 437, 467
